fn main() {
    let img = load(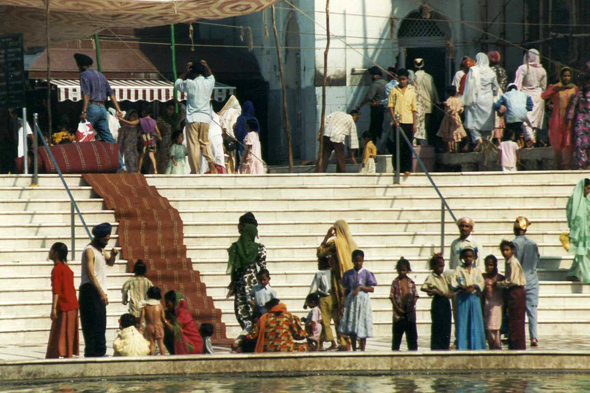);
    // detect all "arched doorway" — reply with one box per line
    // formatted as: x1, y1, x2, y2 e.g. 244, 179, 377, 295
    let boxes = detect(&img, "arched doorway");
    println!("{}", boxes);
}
398, 9, 451, 100
284, 12, 302, 159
